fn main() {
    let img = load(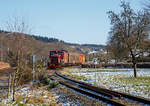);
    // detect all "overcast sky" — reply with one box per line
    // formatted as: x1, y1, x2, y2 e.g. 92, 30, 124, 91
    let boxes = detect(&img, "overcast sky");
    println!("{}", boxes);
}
0, 0, 143, 45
